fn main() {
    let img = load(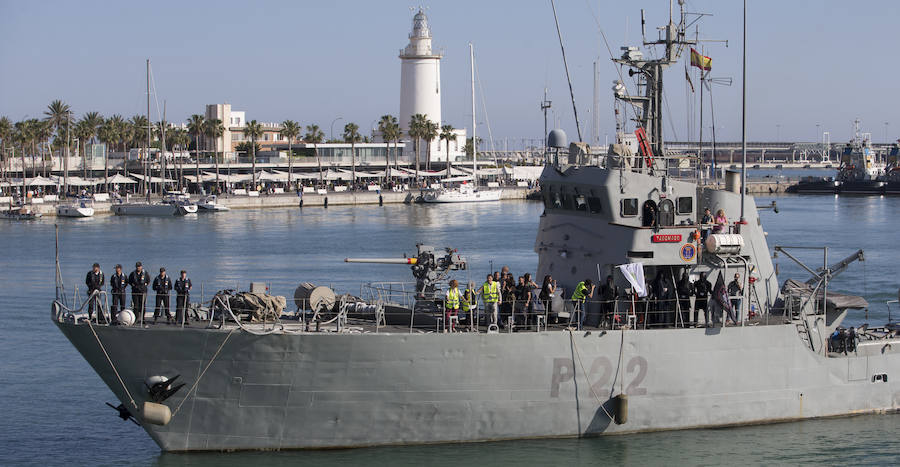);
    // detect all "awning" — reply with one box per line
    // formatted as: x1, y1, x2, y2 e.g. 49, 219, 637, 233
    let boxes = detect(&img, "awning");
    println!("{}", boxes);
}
106, 174, 139, 184
26, 176, 57, 186
129, 173, 178, 184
